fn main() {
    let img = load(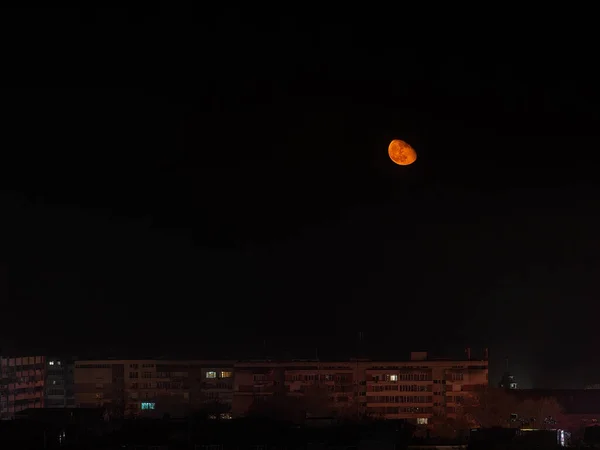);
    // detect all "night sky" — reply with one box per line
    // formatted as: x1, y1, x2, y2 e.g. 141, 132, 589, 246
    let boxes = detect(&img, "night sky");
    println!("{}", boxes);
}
2, 7, 599, 388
